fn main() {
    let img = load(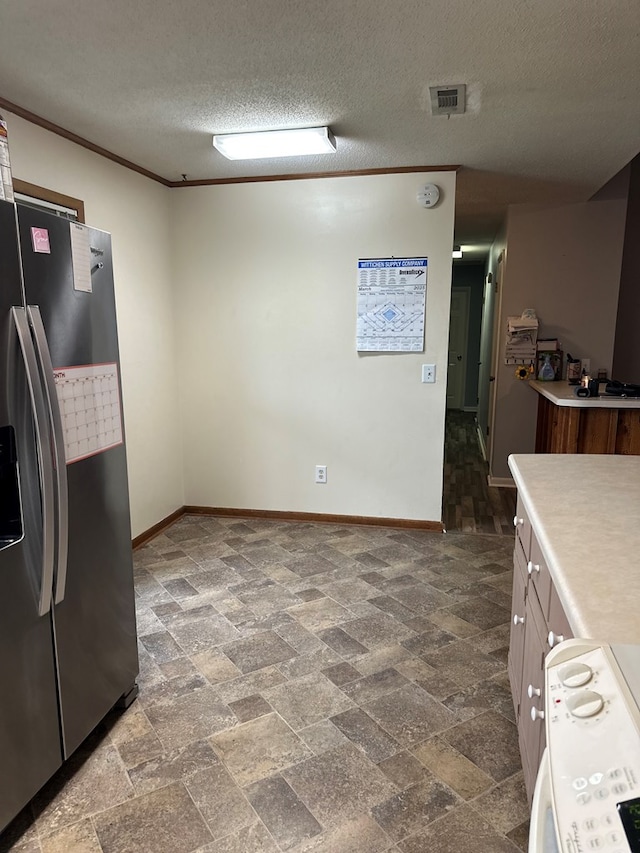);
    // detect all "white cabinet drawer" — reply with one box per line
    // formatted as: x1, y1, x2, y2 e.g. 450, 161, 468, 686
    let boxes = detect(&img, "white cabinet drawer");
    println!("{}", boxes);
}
513, 494, 532, 560
548, 583, 573, 650
528, 531, 552, 619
